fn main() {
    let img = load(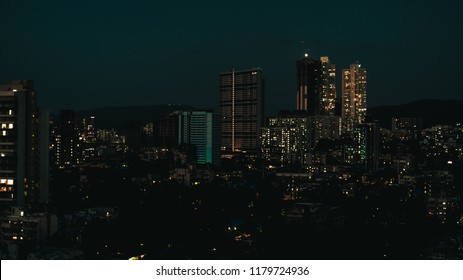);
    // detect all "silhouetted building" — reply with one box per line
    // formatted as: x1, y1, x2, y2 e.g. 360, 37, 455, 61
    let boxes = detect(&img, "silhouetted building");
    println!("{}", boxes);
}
394, 158, 412, 185
342, 62, 367, 134
392, 117, 423, 140
354, 119, 379, 171
296, 53, 336, 116
296, 52, 322, 114
424, 170, 456, 198
178, 110, 220, 165
157, 110, 182, 147
124, 121, 142, 155
59, 110, 78, 166
0, 80, 49, 208
220, 68, 264, 156
1, 207, 57, 256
